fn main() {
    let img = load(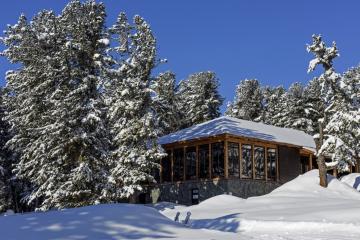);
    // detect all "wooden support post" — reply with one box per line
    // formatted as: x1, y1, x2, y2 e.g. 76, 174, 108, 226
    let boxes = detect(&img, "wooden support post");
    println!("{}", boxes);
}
252, 145, 255, 179
196, 145, 199, 180
183, 146, 186, 181
209, 144, 212, 179
309, 154, 313, 170
160, 157, 163, 184
265, 147, 268, 182
239, 142, 242, 179
224, 140, 229, 179
171, 149, 174, 182
276, 147, 280, 182
333, 168, 337, 177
